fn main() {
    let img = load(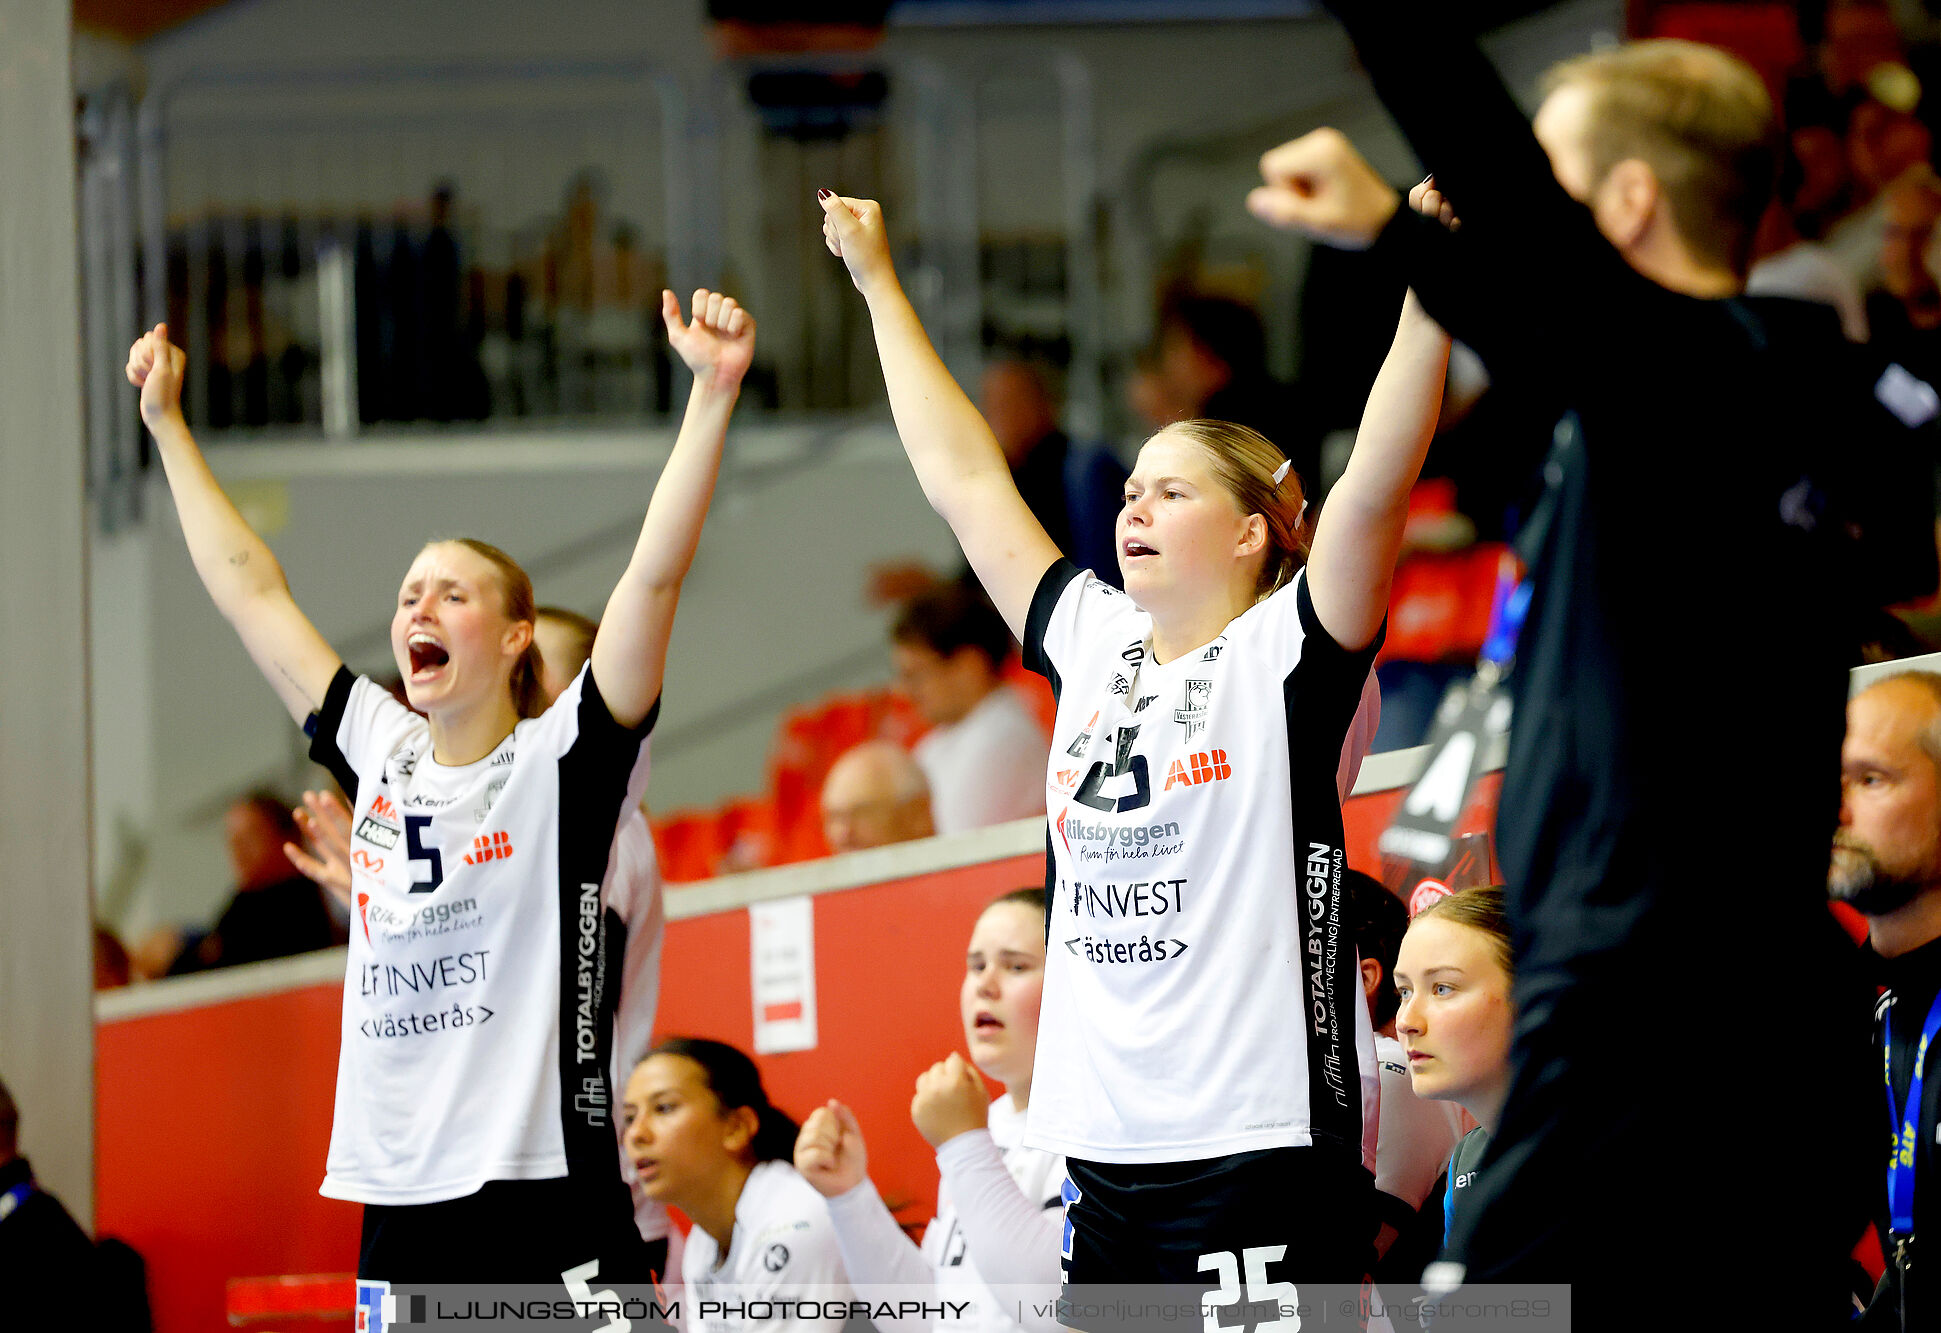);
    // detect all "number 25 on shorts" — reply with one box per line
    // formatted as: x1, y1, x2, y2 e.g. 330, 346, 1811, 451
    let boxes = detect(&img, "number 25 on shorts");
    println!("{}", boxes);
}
1198, 1245, 1299, 1333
